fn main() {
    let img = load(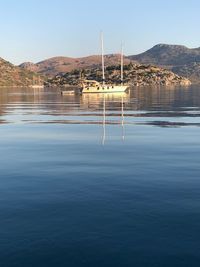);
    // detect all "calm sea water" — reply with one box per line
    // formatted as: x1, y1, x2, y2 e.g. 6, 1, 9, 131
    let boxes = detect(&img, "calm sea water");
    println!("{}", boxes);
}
0, 86, 200, 267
